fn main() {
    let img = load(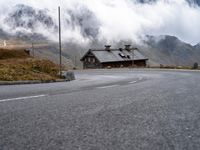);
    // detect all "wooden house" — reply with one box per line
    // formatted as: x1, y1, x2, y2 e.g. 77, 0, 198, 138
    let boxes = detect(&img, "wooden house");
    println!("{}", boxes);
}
80, 45, 148, 69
